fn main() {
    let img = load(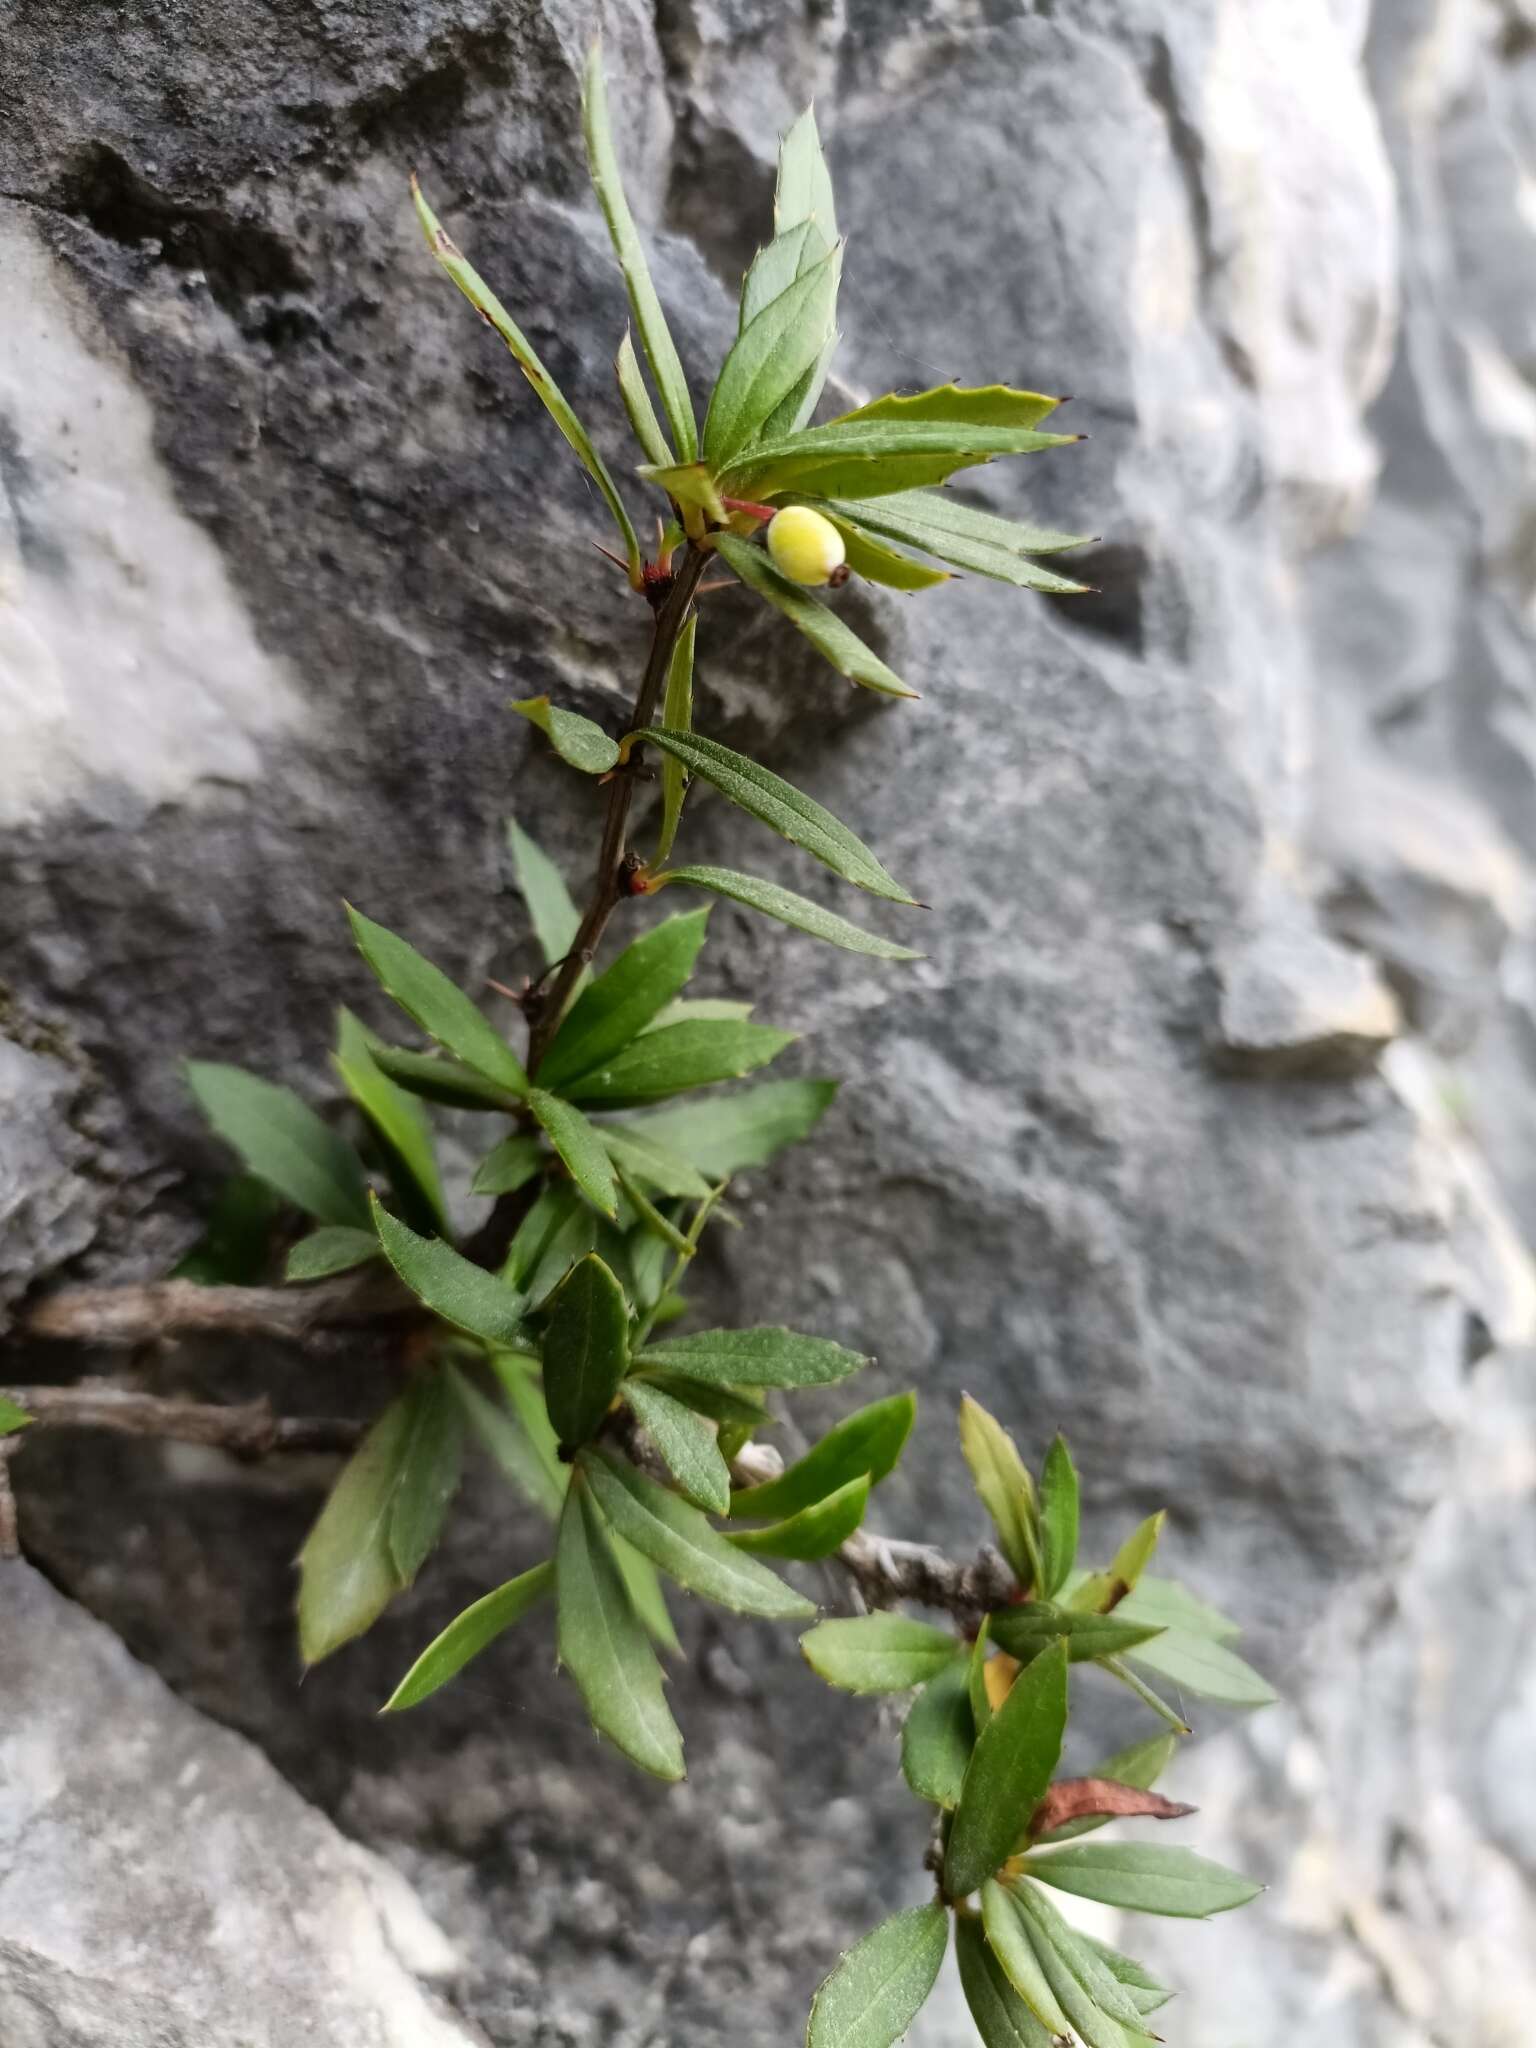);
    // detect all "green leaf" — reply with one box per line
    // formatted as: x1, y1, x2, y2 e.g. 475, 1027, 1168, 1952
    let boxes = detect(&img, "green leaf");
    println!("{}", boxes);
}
968, 1620, 995, 1733
285, 1224, 381, 1282
653, 866, 921, 959
637, 1325, 867, 1388
957, 1396, 1040, 1590
724, 421, 1079, 504
800, 1613, 961, 1694
823, 490, 1093, 591
1025, 1842, 1263, 1919
635, 460, 727, 520
979, 1881, 1072, 2038
643, 730, 915, 902
509, 696, 620, 775
1124, 1628, 1275, 1708
806, 1904, 947, 2048
833, 384, 1061, 430
413, 178, 641, 581
508, 817, 581, 967
582, 42, 697, 463
615, 326, 672, 467
561, 1018, 795, 1105
527, 1090, 618, 1218
1073, 1512, 1165, 1614
556, 1482, 684, 1780
580, 1450, 811, 1618
298, 1394, 414, 1662
954, 1912, 1057, 2048
370, 1045, 521, 1111
612, 1537, 680, 1654
470, 1133, 545, 1198
622, 1077, 835, 1176
900, 1656, 974, 1809
540, 911, 711, 1091
821, 512, 950, 591
944, 1639, 1068, 1900
384, 1372, 463, 1583
542, 1253, 630, 1447
740, 219, 821, 330
598, 1126, 712, 1201
703, 242, 840, 466
333, 1008, 448, 1235
346, 906, 528, 1097
633, 1372, 769, 1429
173, 1174, 283, 1284
625, 1377, 730, 1514
0, 1395, 33, 1434
383, 1560, 554, 1712
728, 1474, 868, 1558
1113, 1572, 1241, 1640
645, 996, 755, 1028
503, 1182, 584, 1291
712, 535, 916, 699
450, 1361, 564, 1520
775, 107, 837, 247
1103, 1655, 1192, 1734
988, 1602, 1165, 1666
1036, 1734, 1178, 1845
1007, 1881, 1152, 2047
655, 612, 695, 863
1038, 1435, 1079, 1599
730, 1393, 916, 1519
614, 1170, 694, 1254
371, 1196, 528, 1345
186, 1062, 369, 1229
1081, 1936, 1173, 2016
